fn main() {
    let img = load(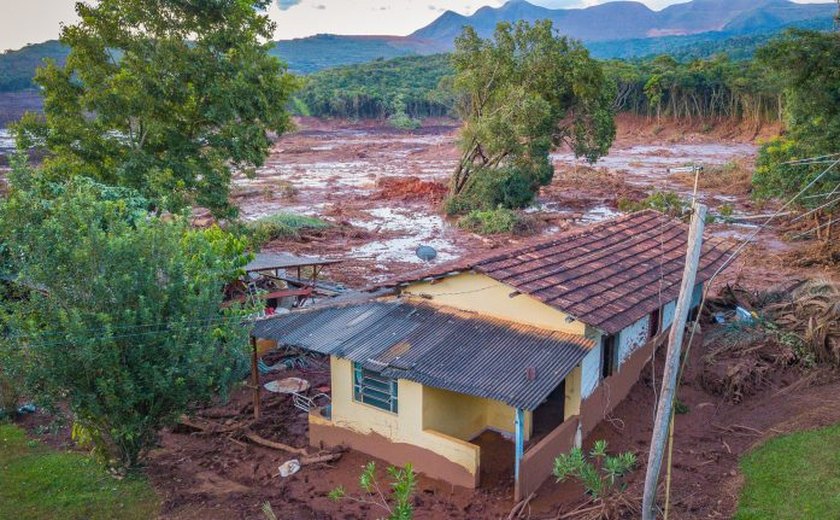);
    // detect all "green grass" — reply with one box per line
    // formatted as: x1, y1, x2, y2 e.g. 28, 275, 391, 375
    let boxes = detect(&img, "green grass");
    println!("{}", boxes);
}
0, 423, 159, 520
735, 423, 840, 519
